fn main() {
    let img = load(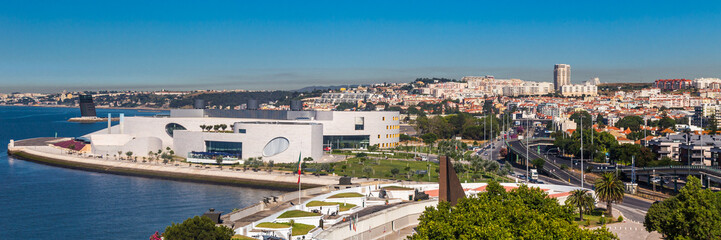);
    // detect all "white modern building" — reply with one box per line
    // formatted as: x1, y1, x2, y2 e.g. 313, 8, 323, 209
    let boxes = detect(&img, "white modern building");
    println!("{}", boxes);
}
693, 78, 721, 89
561, 82, 598, 97
85, 108, 400, 163
501, 81, 554, 96
554, 64, 571, 91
